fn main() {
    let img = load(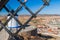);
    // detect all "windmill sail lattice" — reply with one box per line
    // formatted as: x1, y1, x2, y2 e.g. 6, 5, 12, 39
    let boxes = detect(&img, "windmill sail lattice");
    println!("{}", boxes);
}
0, 0, 50, 40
